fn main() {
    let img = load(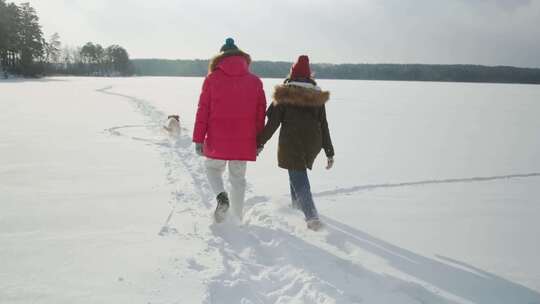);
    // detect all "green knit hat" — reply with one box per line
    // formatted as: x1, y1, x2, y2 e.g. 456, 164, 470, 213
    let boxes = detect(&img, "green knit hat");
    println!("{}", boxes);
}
220, 38, 239, 53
